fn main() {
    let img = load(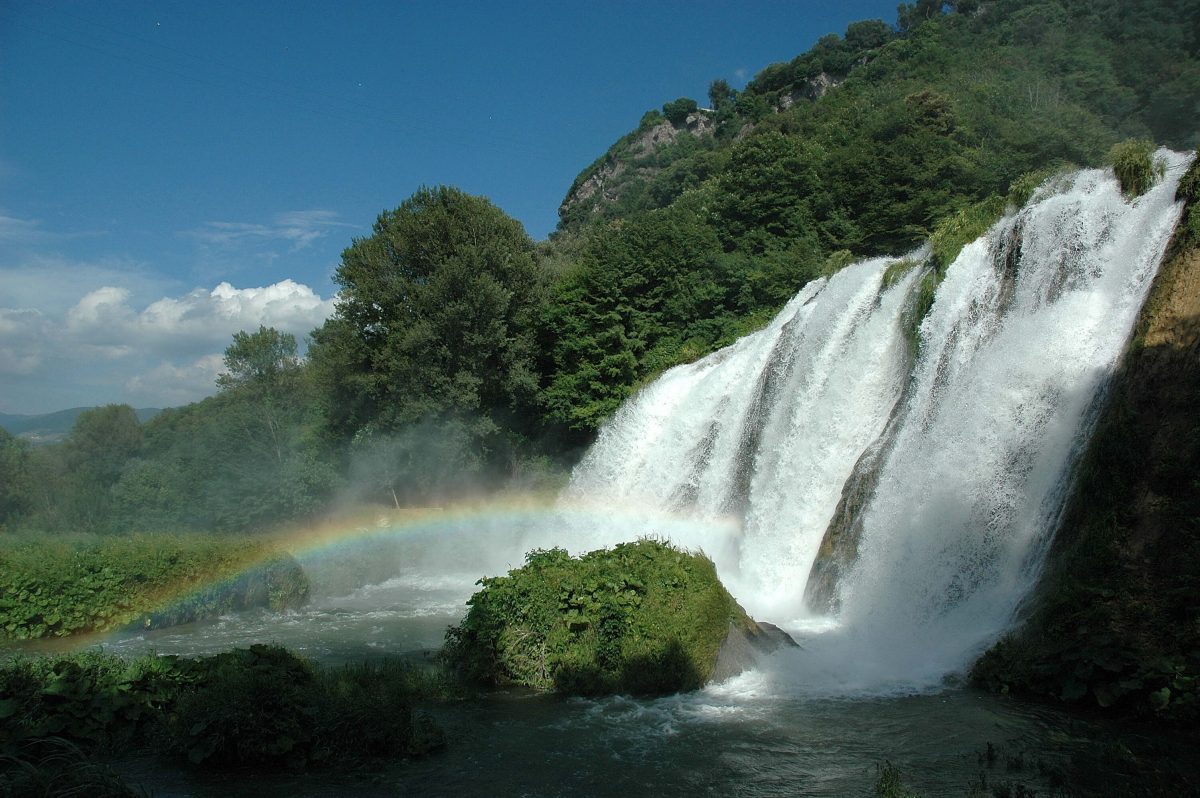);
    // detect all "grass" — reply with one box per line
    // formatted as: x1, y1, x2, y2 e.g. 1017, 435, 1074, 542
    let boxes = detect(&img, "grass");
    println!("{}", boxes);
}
0, 646, 449, 772
0, 532, 308, 640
